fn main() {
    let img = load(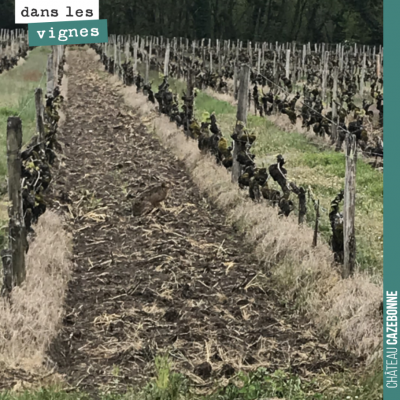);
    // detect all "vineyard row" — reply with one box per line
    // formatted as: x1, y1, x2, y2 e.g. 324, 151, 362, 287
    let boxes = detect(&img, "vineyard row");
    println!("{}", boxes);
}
91, 35, 361, 278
